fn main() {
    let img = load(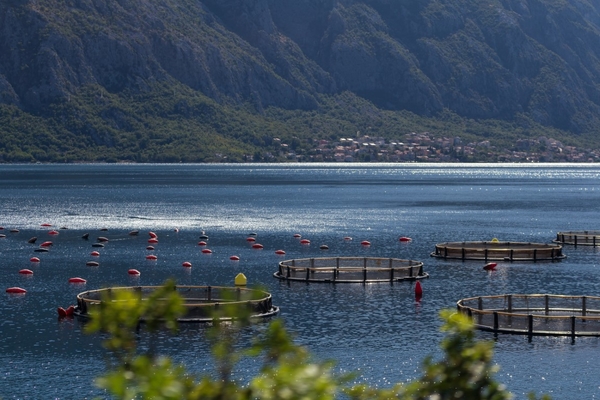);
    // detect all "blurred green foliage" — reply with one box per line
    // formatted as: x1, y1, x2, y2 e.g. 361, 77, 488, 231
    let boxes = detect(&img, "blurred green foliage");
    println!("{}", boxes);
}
84, 279, 550, 400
